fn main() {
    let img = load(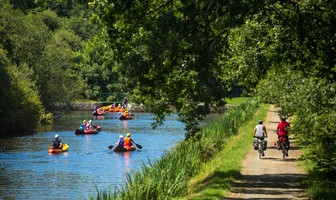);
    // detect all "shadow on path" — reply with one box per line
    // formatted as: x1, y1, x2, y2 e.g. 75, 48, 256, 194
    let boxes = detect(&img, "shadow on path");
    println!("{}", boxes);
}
227, 173, 306, 200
